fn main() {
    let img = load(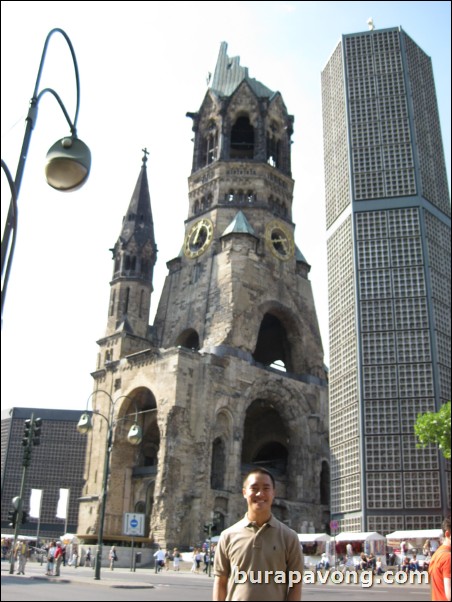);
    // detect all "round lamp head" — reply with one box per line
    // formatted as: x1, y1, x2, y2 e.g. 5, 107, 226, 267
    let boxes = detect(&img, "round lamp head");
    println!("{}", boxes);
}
45, 136, 91, 191
127, 423, 143, 446
77, 412, 92, 434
